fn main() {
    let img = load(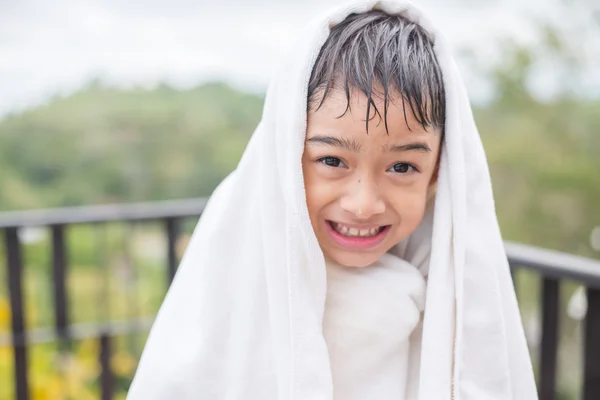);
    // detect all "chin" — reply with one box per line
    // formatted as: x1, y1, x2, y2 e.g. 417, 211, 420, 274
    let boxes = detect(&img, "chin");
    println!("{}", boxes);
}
327, 250, 383, 268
